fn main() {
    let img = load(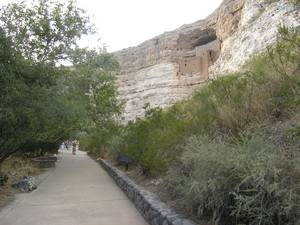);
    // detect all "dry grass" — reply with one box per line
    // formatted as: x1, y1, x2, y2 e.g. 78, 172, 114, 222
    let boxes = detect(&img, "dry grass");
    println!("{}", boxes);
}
1, 156, 39, 182
0, 156, 40, 209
